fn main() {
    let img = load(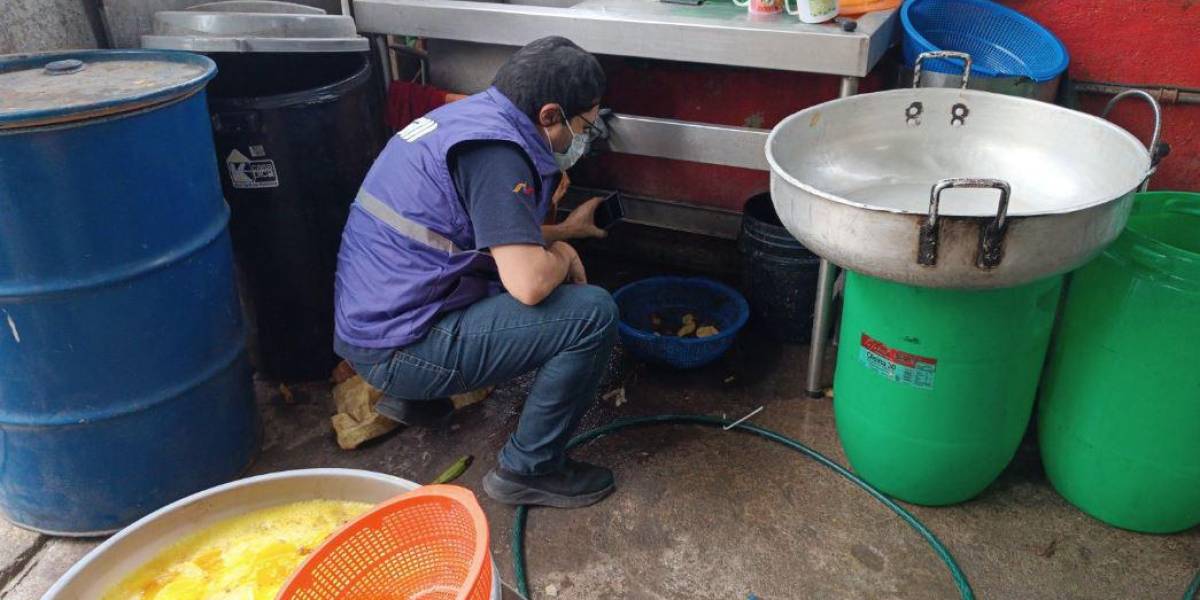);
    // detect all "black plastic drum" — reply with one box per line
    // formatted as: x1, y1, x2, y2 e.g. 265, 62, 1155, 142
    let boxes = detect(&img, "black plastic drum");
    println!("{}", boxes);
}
208, 52, 386, 381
